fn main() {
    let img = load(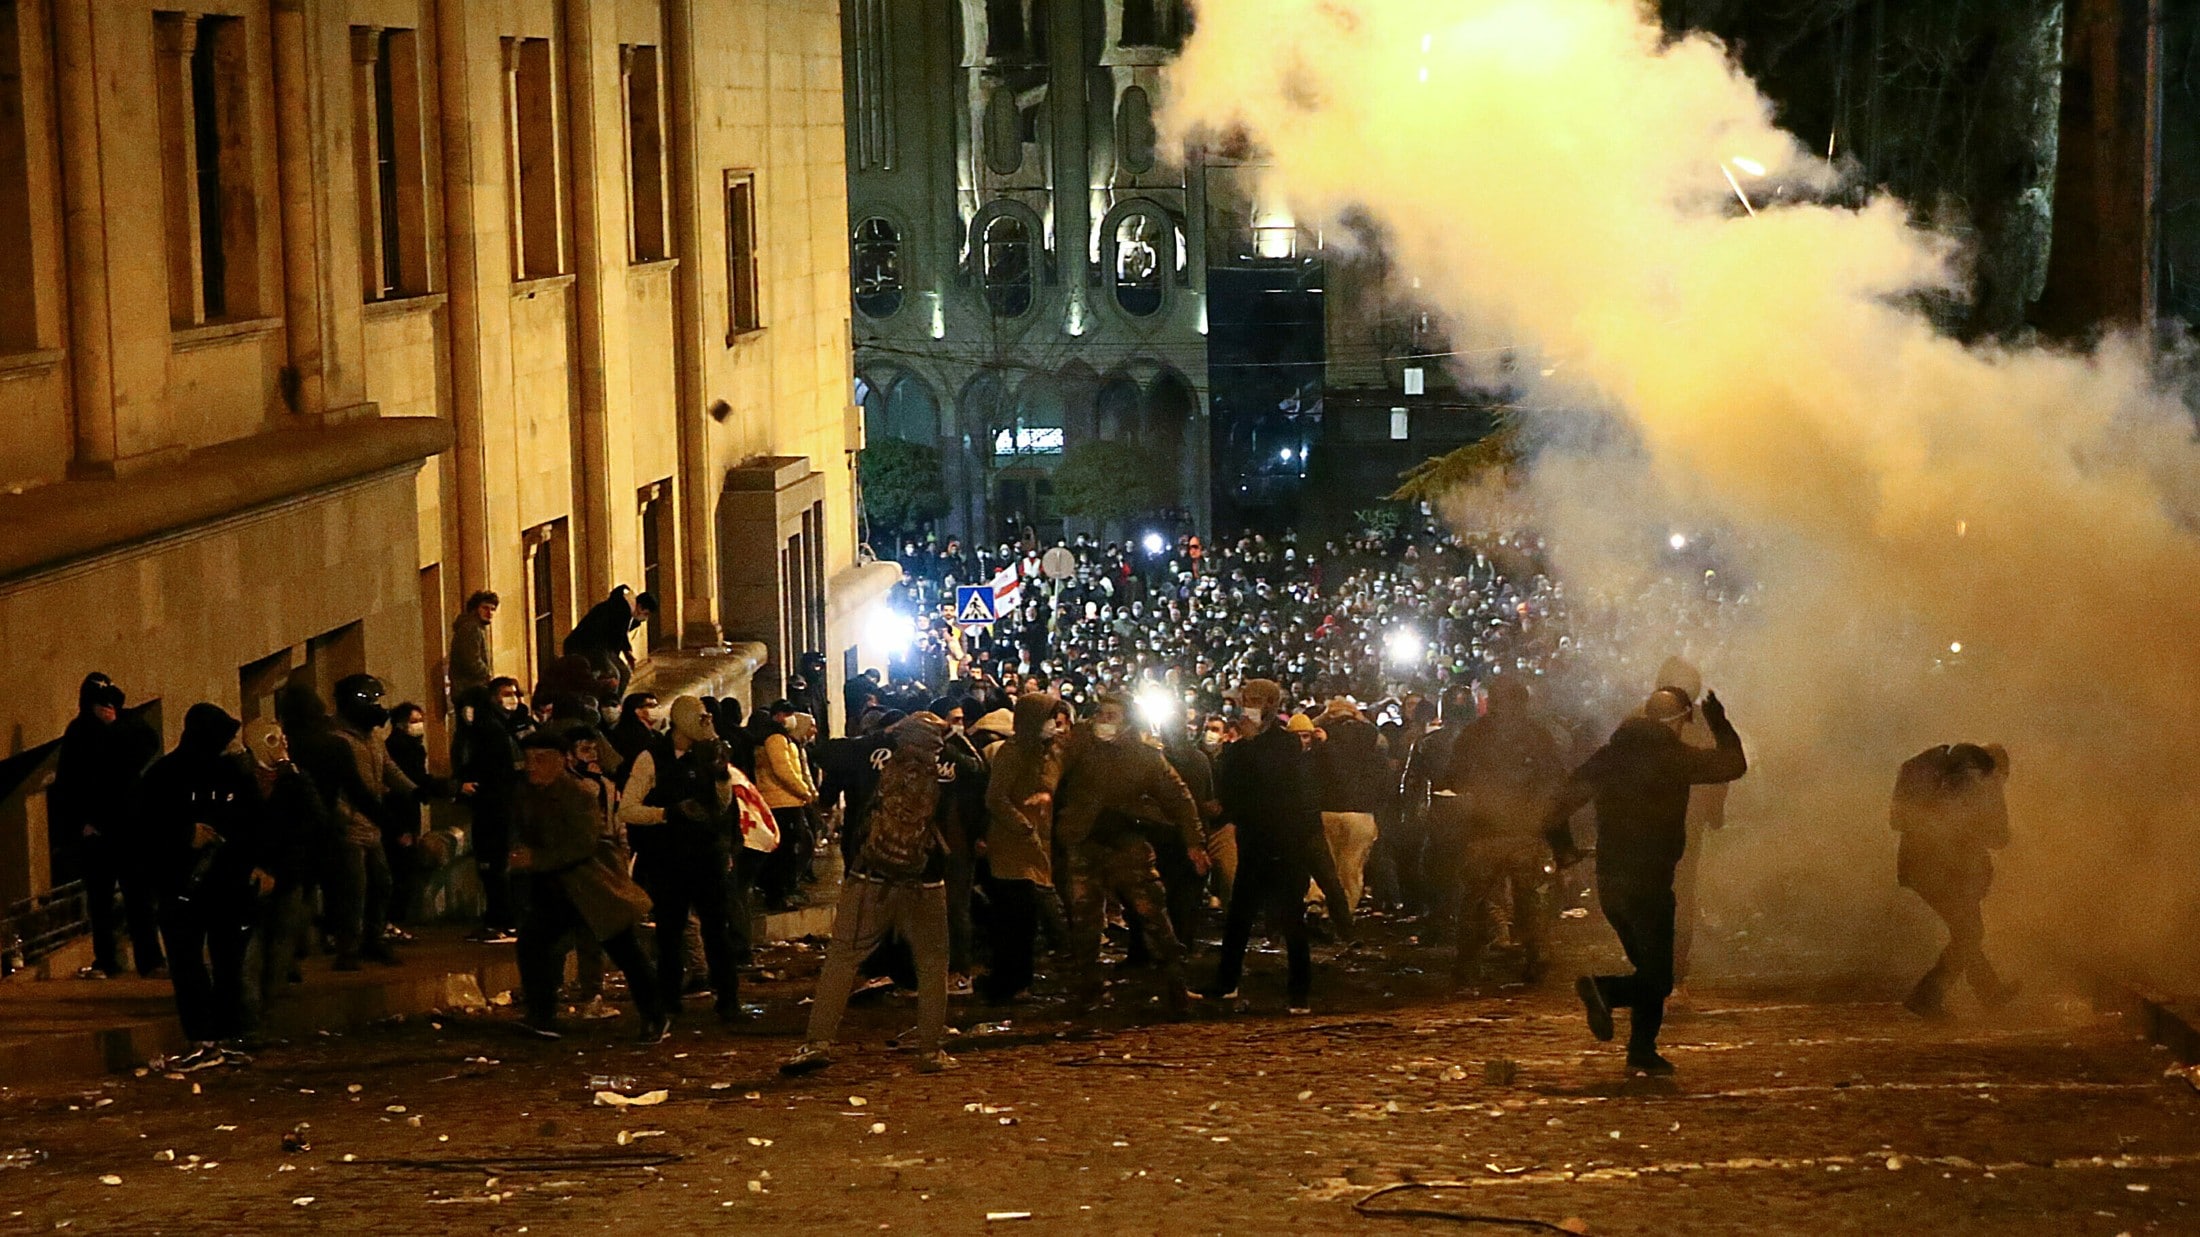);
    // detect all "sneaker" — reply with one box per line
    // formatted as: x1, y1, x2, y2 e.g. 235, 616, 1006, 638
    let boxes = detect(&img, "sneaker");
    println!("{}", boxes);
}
913, 1049, 956, 1074
1576, 976, 1614, 1043
852, 975, 896, 997
1626, 1049, 1676, 1076
76, 966, 111, 981
637, 1016, 671, 1045
1286, 1004, 1312, 1016
571, 997, 621, 1021
383, 926, 417, 944
947, 973, 974, 997
1199, 986, 1241, 1002
779, 1042, 833, 1077
171, 1043, 225, 1072
517, 1018, 563, 1041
